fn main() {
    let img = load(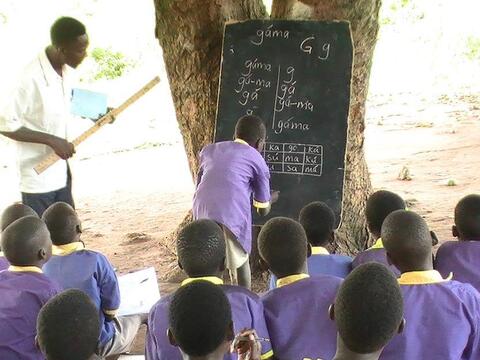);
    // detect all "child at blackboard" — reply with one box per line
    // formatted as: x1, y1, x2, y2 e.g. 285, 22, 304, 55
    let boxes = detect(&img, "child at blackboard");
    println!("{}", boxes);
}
193, 115, 278, 289
41, 202, 146, 358
268, 201, 352, 289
